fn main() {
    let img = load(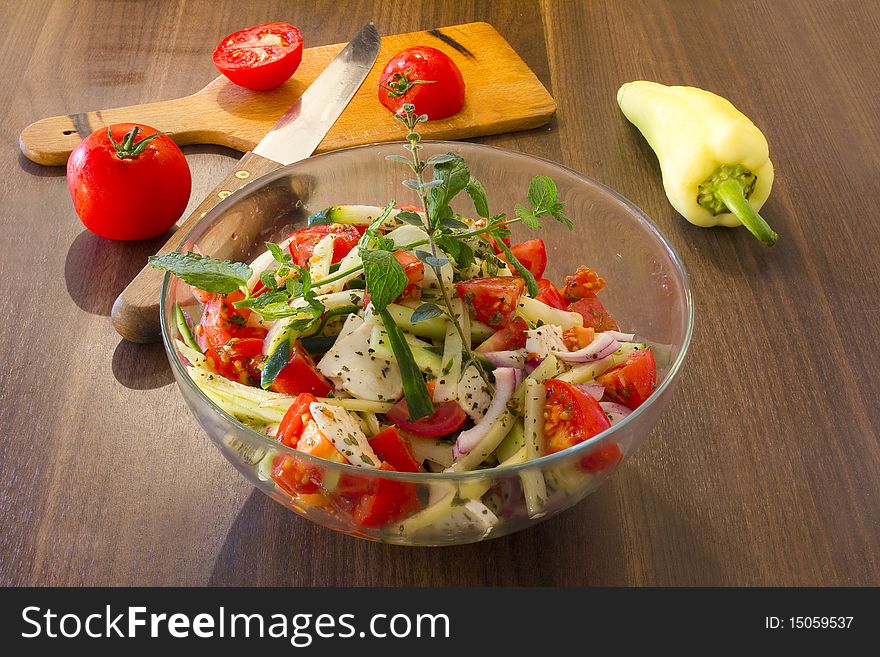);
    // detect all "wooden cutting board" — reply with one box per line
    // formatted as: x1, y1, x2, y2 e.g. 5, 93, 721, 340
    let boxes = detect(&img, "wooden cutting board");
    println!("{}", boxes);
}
19, 22, 555, 166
